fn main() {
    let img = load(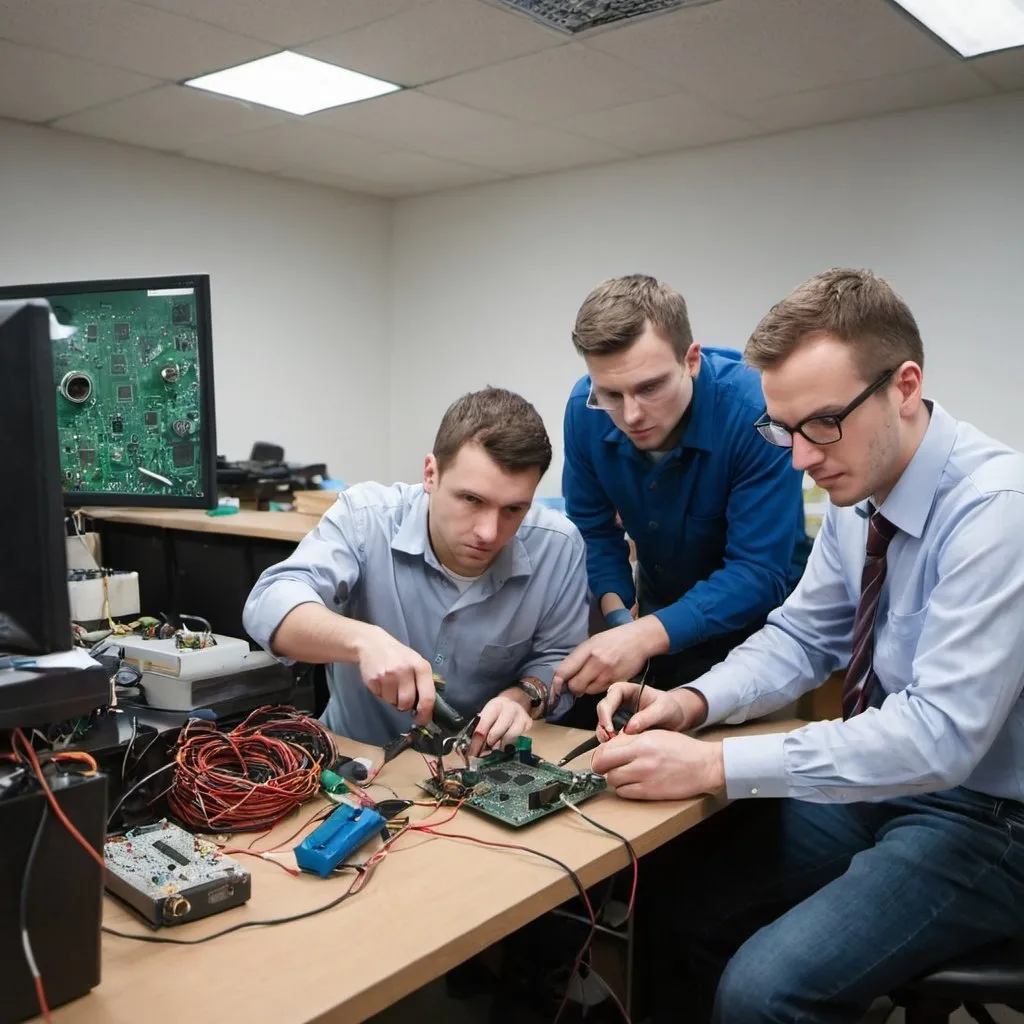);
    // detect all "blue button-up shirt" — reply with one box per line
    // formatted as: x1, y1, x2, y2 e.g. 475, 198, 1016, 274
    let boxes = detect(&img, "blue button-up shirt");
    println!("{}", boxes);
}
562, 347, 807, 654
243, 482, 588, 746
694, 402, 1024, 803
